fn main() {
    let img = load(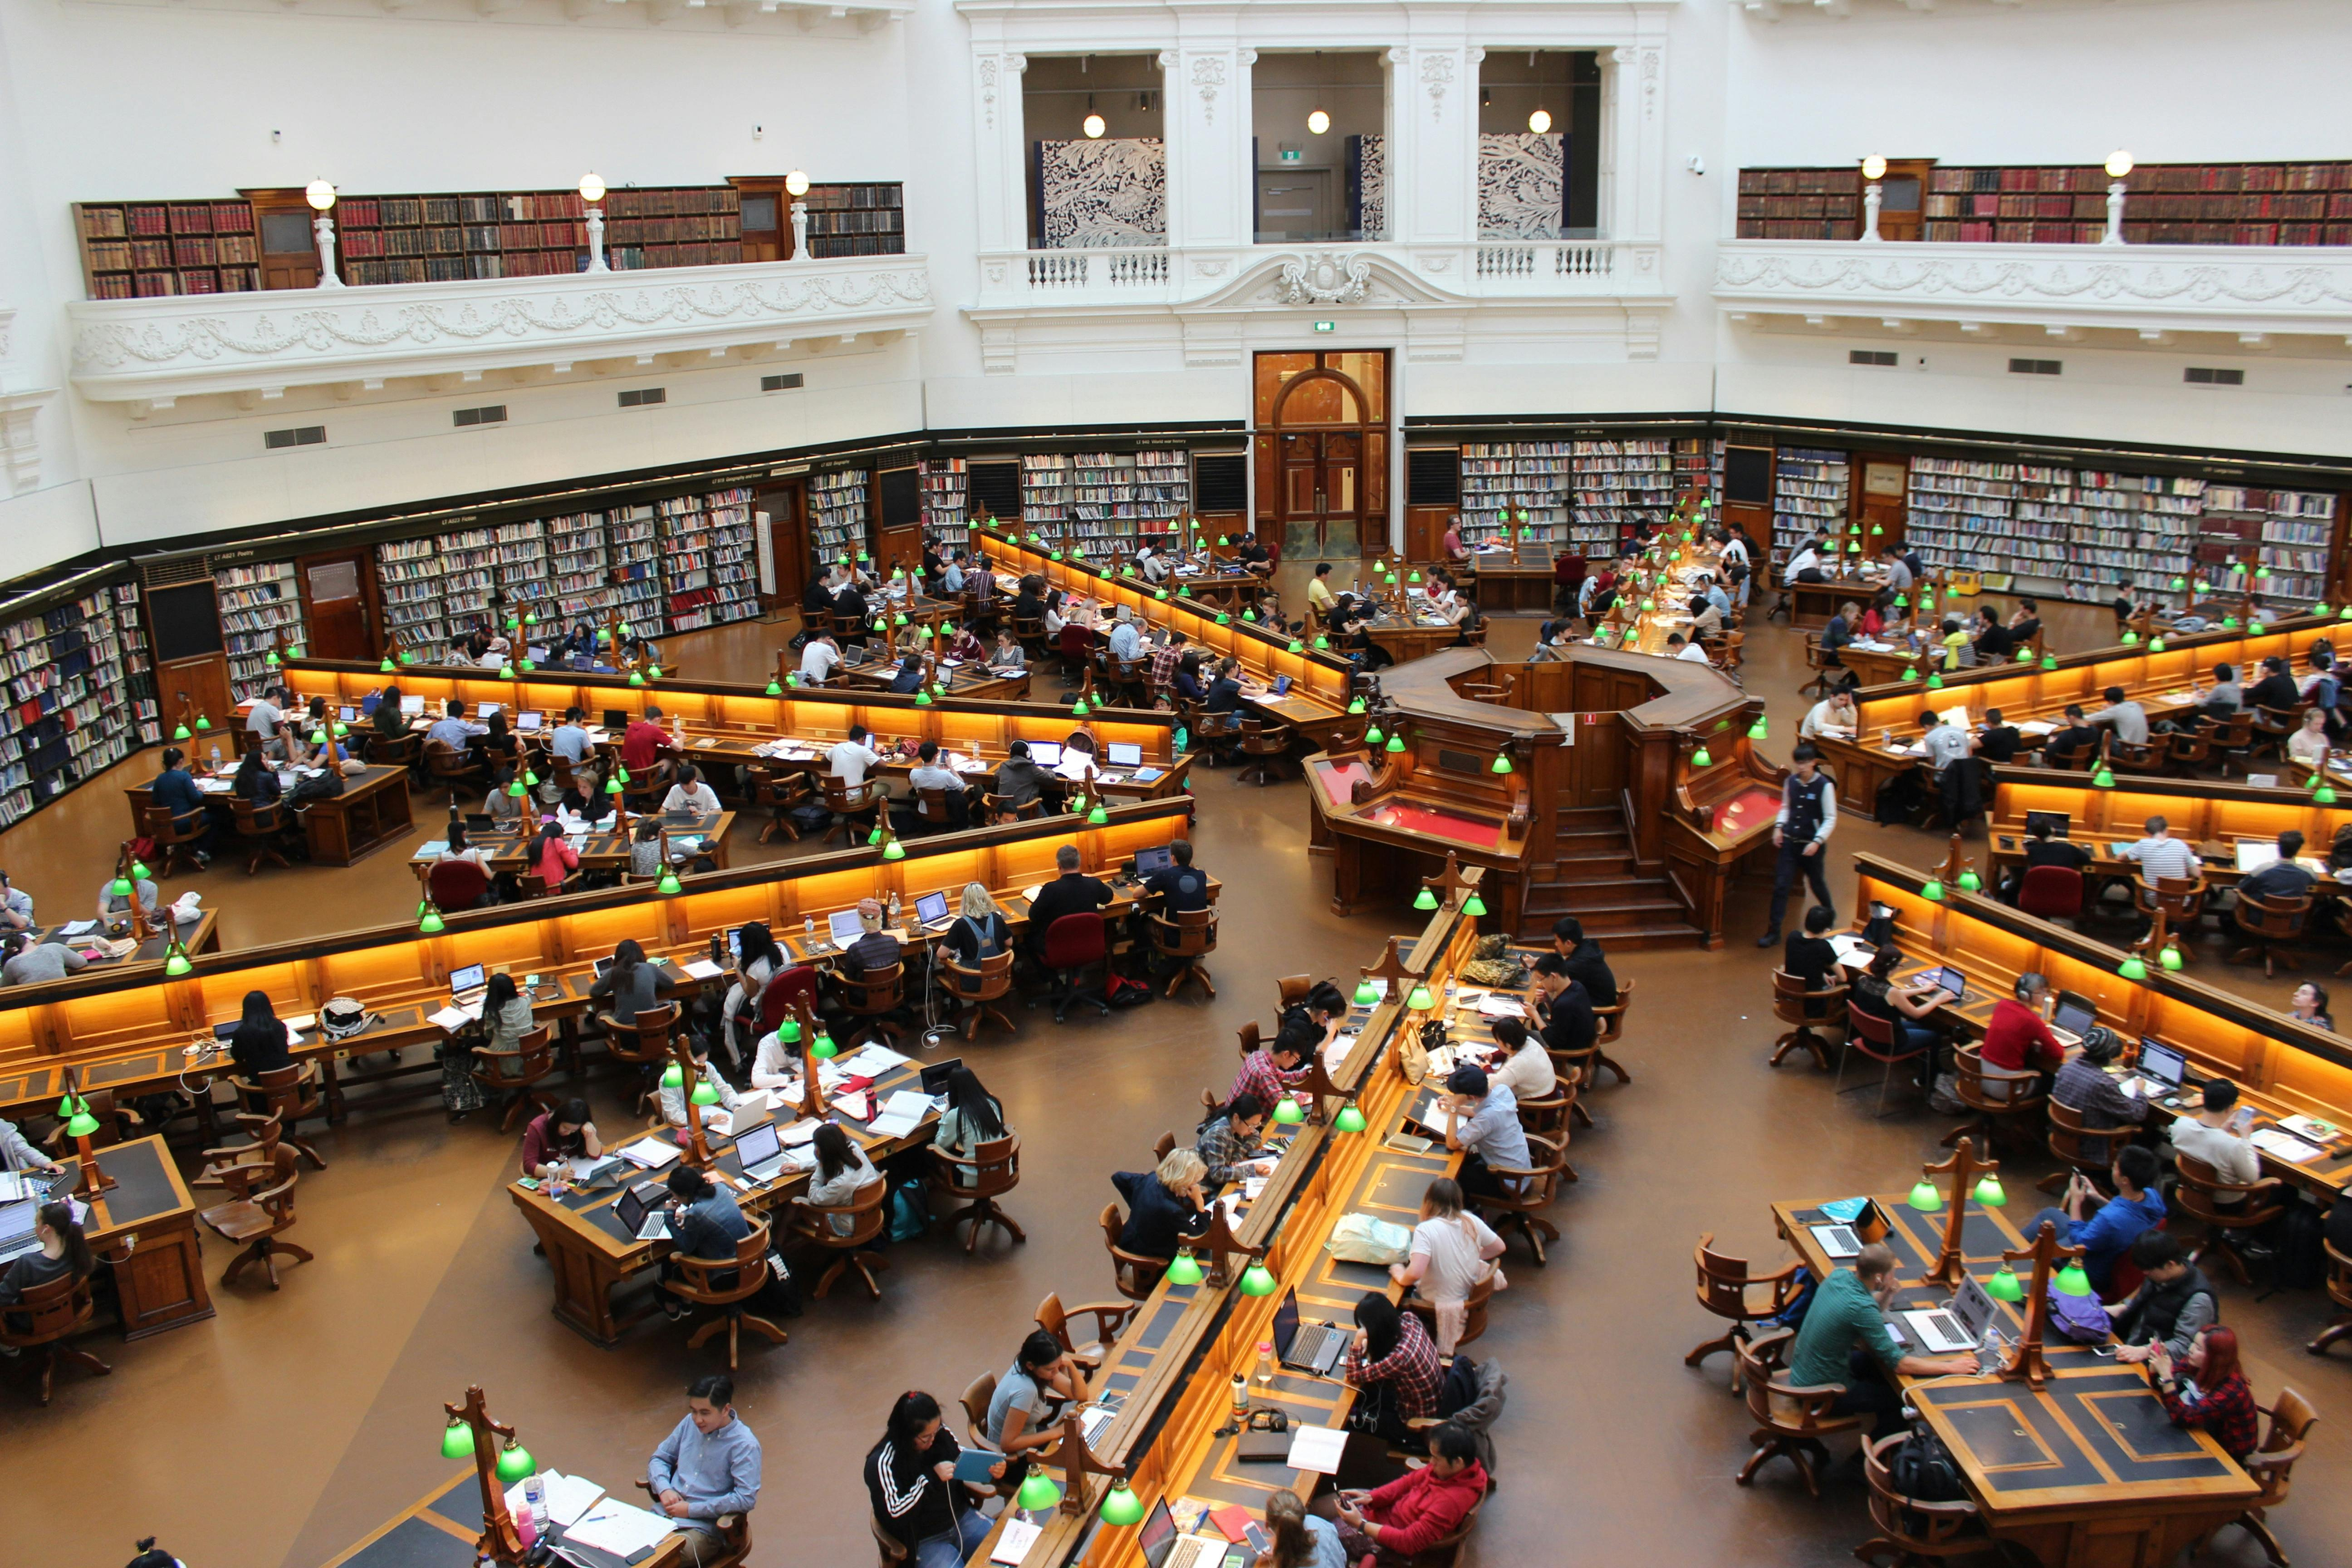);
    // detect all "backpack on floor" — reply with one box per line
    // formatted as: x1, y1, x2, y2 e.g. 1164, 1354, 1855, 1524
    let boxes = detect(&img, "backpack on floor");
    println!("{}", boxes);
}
2271, 1196, 2328, 1291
